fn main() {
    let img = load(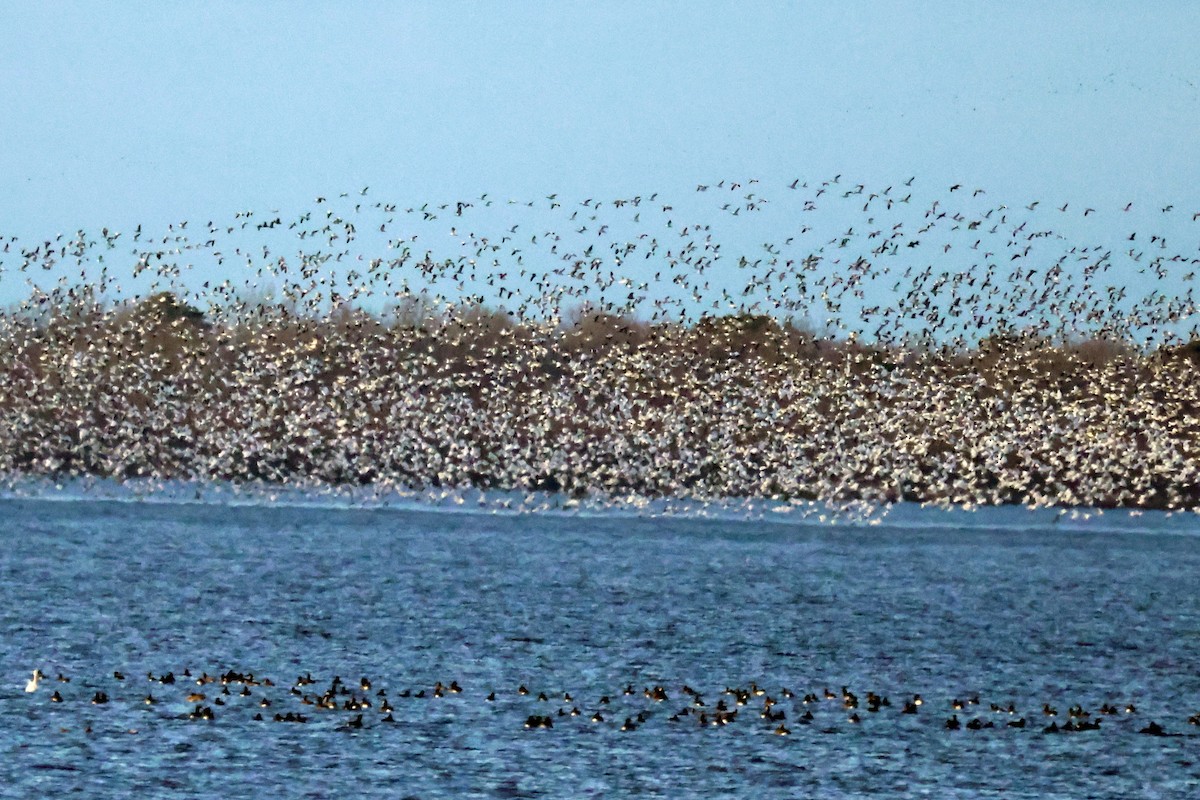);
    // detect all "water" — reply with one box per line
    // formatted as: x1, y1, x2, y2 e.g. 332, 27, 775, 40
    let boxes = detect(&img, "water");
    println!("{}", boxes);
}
1, 496, 1198, 798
